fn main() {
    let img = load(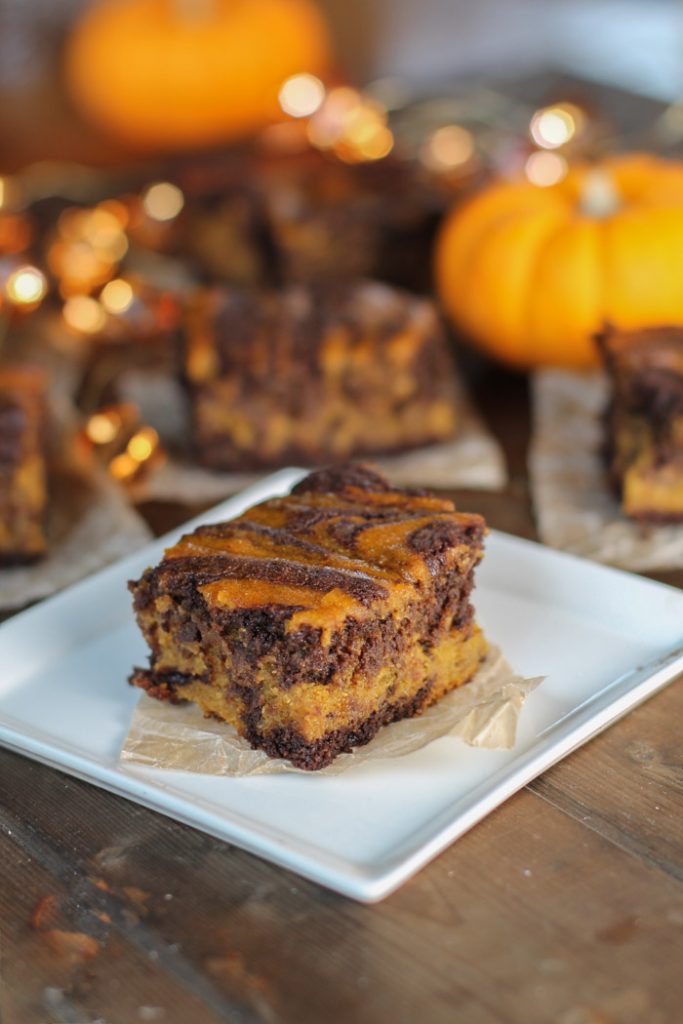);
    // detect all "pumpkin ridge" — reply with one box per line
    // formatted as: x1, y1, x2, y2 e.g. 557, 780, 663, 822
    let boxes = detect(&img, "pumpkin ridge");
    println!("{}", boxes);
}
524, 216, 573, 367
463, 204, 567, 364
434, 185, 562, 318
